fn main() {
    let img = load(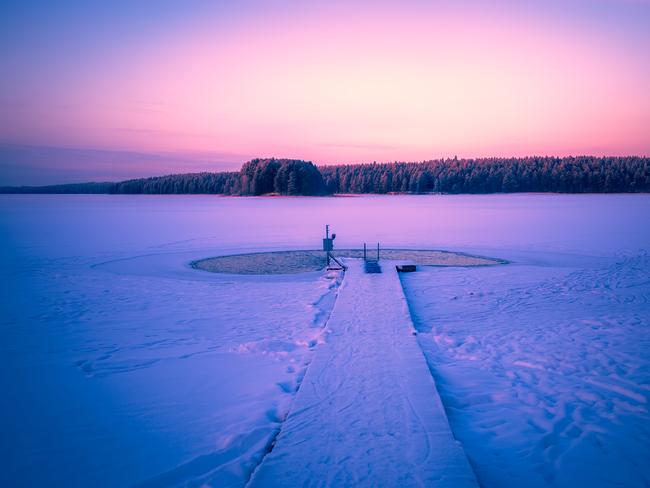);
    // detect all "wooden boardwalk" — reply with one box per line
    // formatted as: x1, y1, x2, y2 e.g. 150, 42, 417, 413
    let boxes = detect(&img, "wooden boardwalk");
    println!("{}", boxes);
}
249, 260, 477, 487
